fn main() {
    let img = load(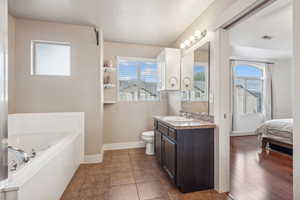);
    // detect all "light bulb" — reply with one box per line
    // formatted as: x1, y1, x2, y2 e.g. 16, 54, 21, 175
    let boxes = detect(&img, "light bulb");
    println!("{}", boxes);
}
180, 43, 186, 49
184, 40, 191, 46
194, 30, 201, 38
189, 36, 195, 42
